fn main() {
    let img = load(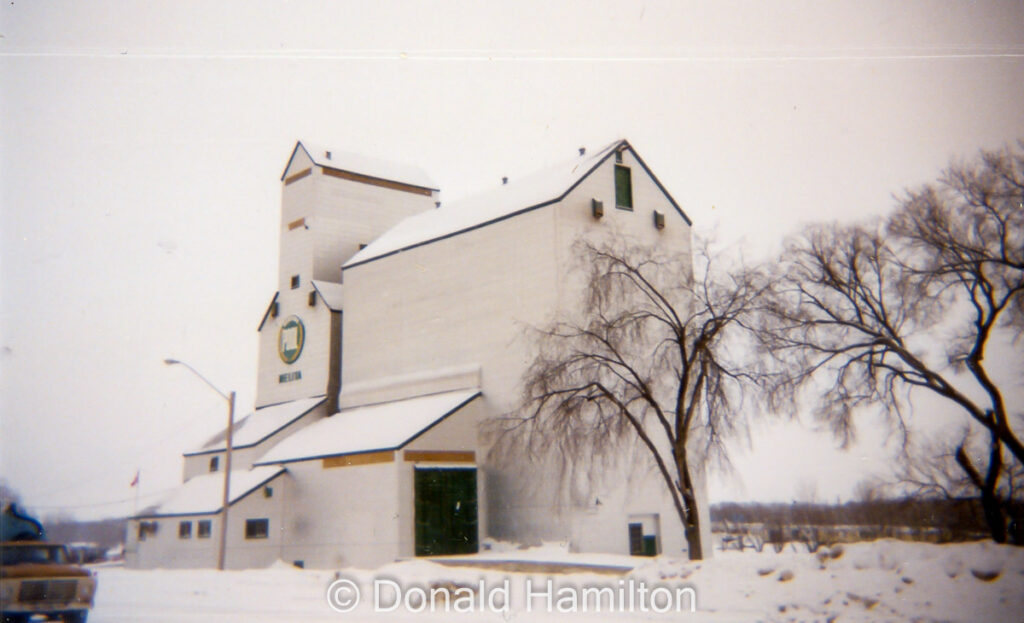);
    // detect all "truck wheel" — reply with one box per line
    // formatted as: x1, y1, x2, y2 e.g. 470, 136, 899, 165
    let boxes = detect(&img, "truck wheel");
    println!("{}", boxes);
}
62, 611, 88, 623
